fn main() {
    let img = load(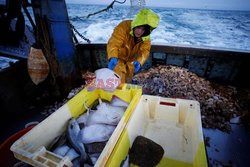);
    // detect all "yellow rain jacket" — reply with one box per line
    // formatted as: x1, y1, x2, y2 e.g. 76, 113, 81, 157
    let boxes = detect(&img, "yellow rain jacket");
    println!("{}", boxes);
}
107, 8, 159, 82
